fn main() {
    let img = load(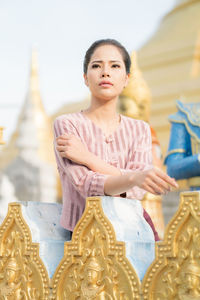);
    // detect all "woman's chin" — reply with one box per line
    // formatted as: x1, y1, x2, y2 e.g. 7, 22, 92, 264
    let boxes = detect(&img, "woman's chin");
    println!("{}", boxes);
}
94, 91, 119, 101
